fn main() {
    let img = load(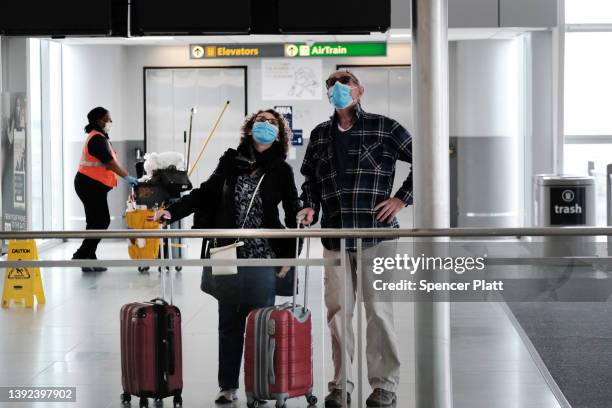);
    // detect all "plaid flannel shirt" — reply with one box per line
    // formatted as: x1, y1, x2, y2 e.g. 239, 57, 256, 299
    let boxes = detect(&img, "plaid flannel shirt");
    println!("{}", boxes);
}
300, 106, 413, 250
